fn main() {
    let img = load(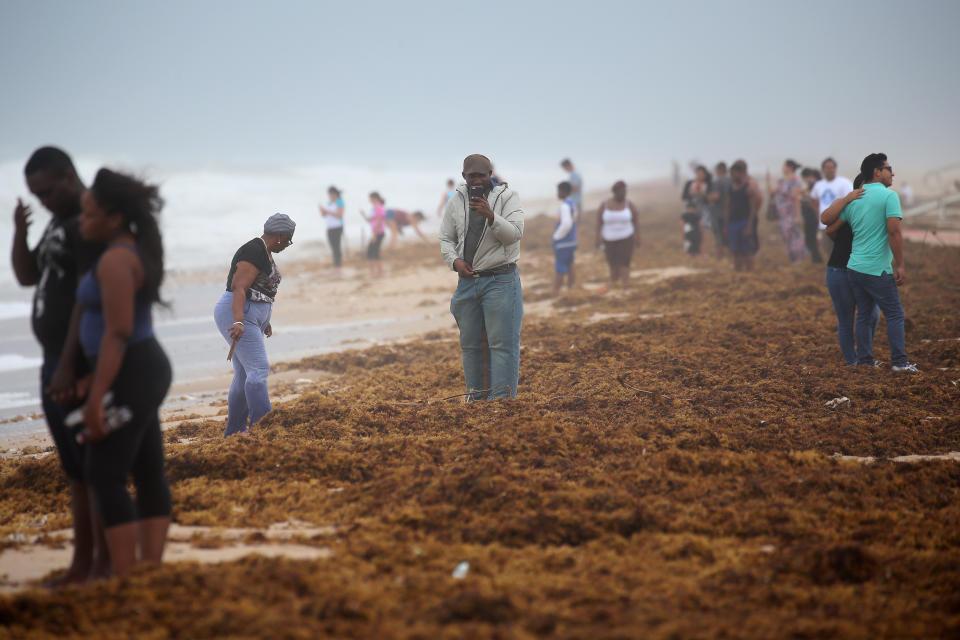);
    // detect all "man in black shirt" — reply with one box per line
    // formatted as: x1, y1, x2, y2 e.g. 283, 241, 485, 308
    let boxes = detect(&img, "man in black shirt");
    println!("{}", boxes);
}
11, 146, 107, 584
